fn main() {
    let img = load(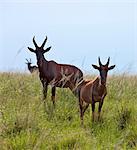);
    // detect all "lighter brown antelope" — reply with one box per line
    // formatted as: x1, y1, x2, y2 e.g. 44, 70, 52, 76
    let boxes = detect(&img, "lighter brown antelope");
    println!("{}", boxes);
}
78, 57, 115, 124
26, 58, 38, 73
